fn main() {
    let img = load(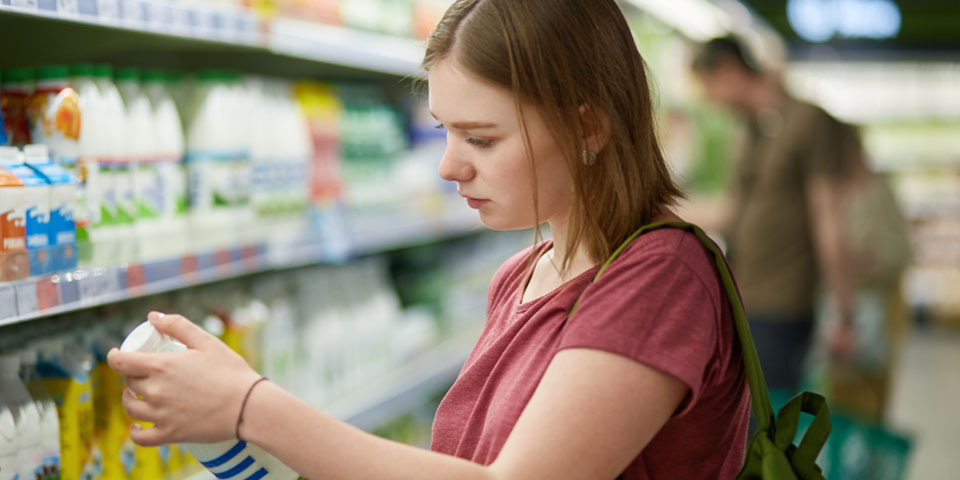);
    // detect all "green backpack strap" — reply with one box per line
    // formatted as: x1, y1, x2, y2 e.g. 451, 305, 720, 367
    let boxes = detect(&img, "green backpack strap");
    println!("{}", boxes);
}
568, 221, 775, 430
